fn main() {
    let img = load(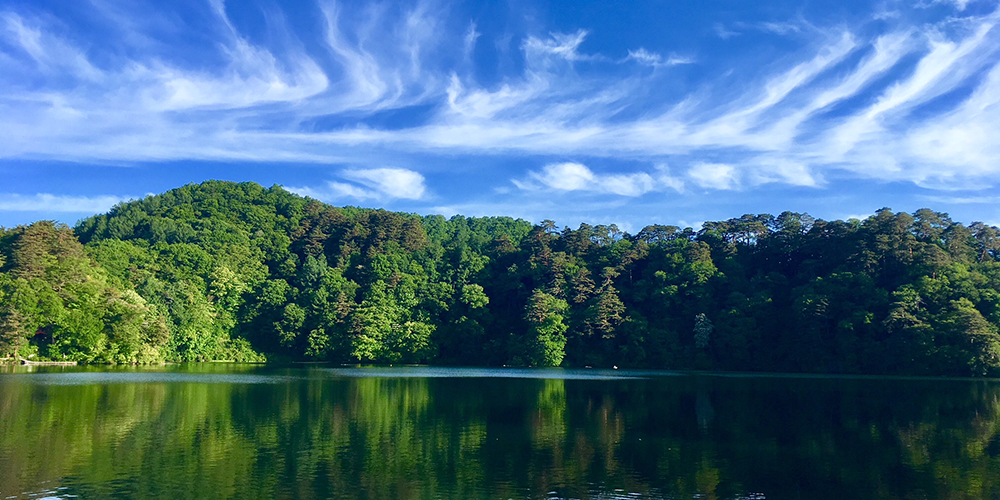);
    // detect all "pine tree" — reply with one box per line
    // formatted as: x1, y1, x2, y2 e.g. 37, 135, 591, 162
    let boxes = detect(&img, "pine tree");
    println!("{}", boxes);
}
694, 313, 713, 349
523, 288, 569, 367
0, 304, 28, 359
